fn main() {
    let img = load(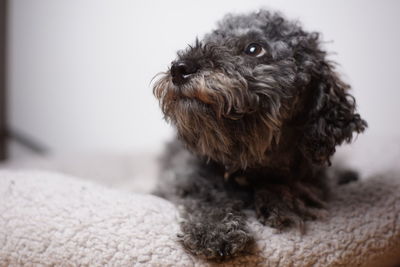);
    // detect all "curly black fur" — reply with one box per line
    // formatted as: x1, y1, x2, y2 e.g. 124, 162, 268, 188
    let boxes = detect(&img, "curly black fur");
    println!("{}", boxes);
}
153, 9, 367, 261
